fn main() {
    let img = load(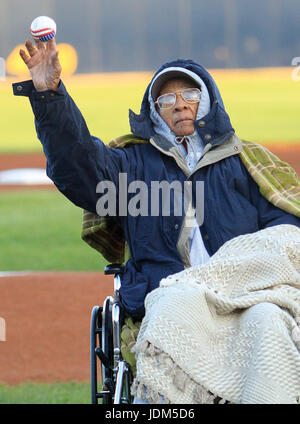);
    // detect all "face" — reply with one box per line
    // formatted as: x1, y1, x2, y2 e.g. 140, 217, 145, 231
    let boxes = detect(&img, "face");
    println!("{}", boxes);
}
156, 78, 199, 137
